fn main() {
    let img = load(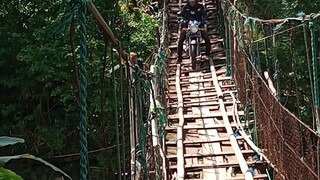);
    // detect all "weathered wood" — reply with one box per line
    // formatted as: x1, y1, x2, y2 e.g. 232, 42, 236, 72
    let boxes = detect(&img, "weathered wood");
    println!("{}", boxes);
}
168, 76, 231, 82
168, 39, 222, 48
169, 161, 264, 169
230, 91, 276, 171
166, 149, 255, 159
169, 100, 240, 108
175, 64, 185, 179
168, 91, 235, 99
168, 67, 227, 76
167, 84, 235, 92
165, 0, 271, 178
200, 121, 225, 179
166, 136, 245, 145
187, 73, 203, 171
165, 123, 239, 130
174, 174, 268, 180
210, 61, 254, 180
224, 174, 268, 180
168, 111, 244, 119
